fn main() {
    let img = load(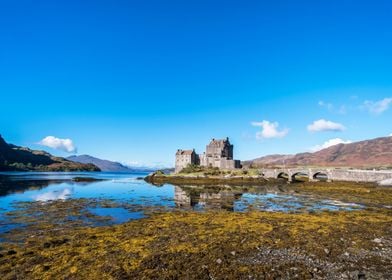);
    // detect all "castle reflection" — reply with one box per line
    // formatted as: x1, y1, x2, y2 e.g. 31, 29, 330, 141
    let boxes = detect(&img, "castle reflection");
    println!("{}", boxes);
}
174, 186, 243, 211
174, 184, 295, 211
